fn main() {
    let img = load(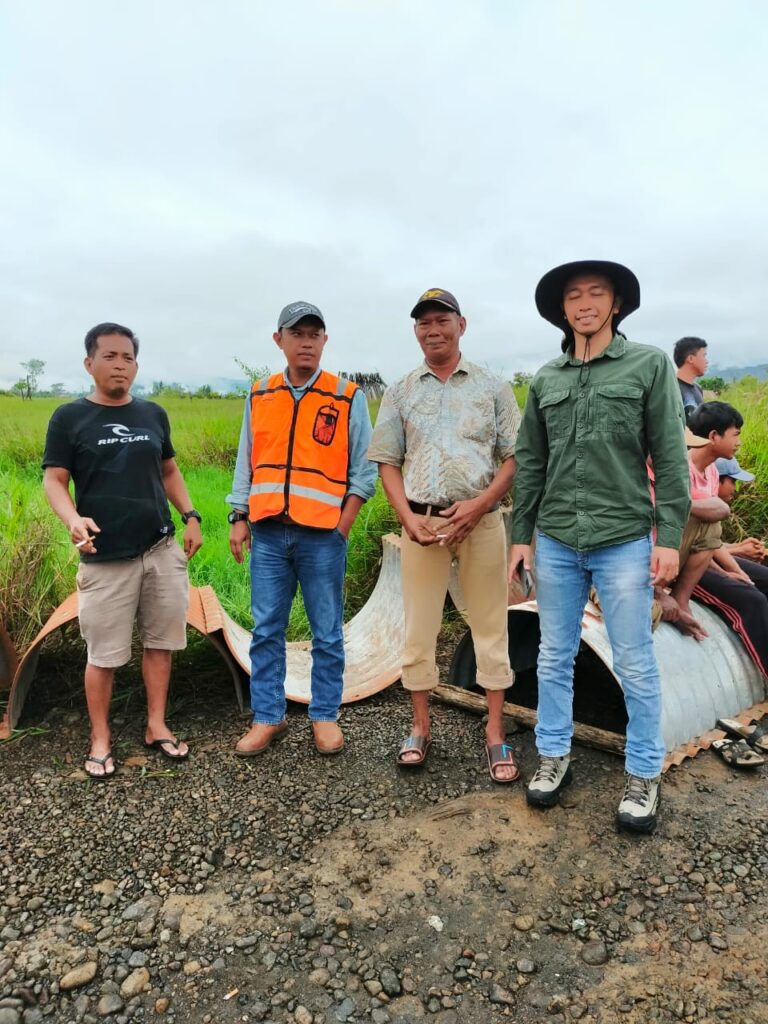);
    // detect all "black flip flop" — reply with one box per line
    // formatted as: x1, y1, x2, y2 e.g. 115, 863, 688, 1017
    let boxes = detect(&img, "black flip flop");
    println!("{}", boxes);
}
712, 738, 766, 769
716, 717, 768, 754
144, 737, 189, 761
84, 751, 116, 782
